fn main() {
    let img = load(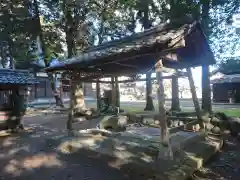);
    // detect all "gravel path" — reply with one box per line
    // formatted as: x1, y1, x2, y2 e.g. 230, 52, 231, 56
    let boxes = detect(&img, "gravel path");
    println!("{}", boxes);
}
1, 112, 240, 180
192, 136, 240, 180
0, 114, 130, 180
